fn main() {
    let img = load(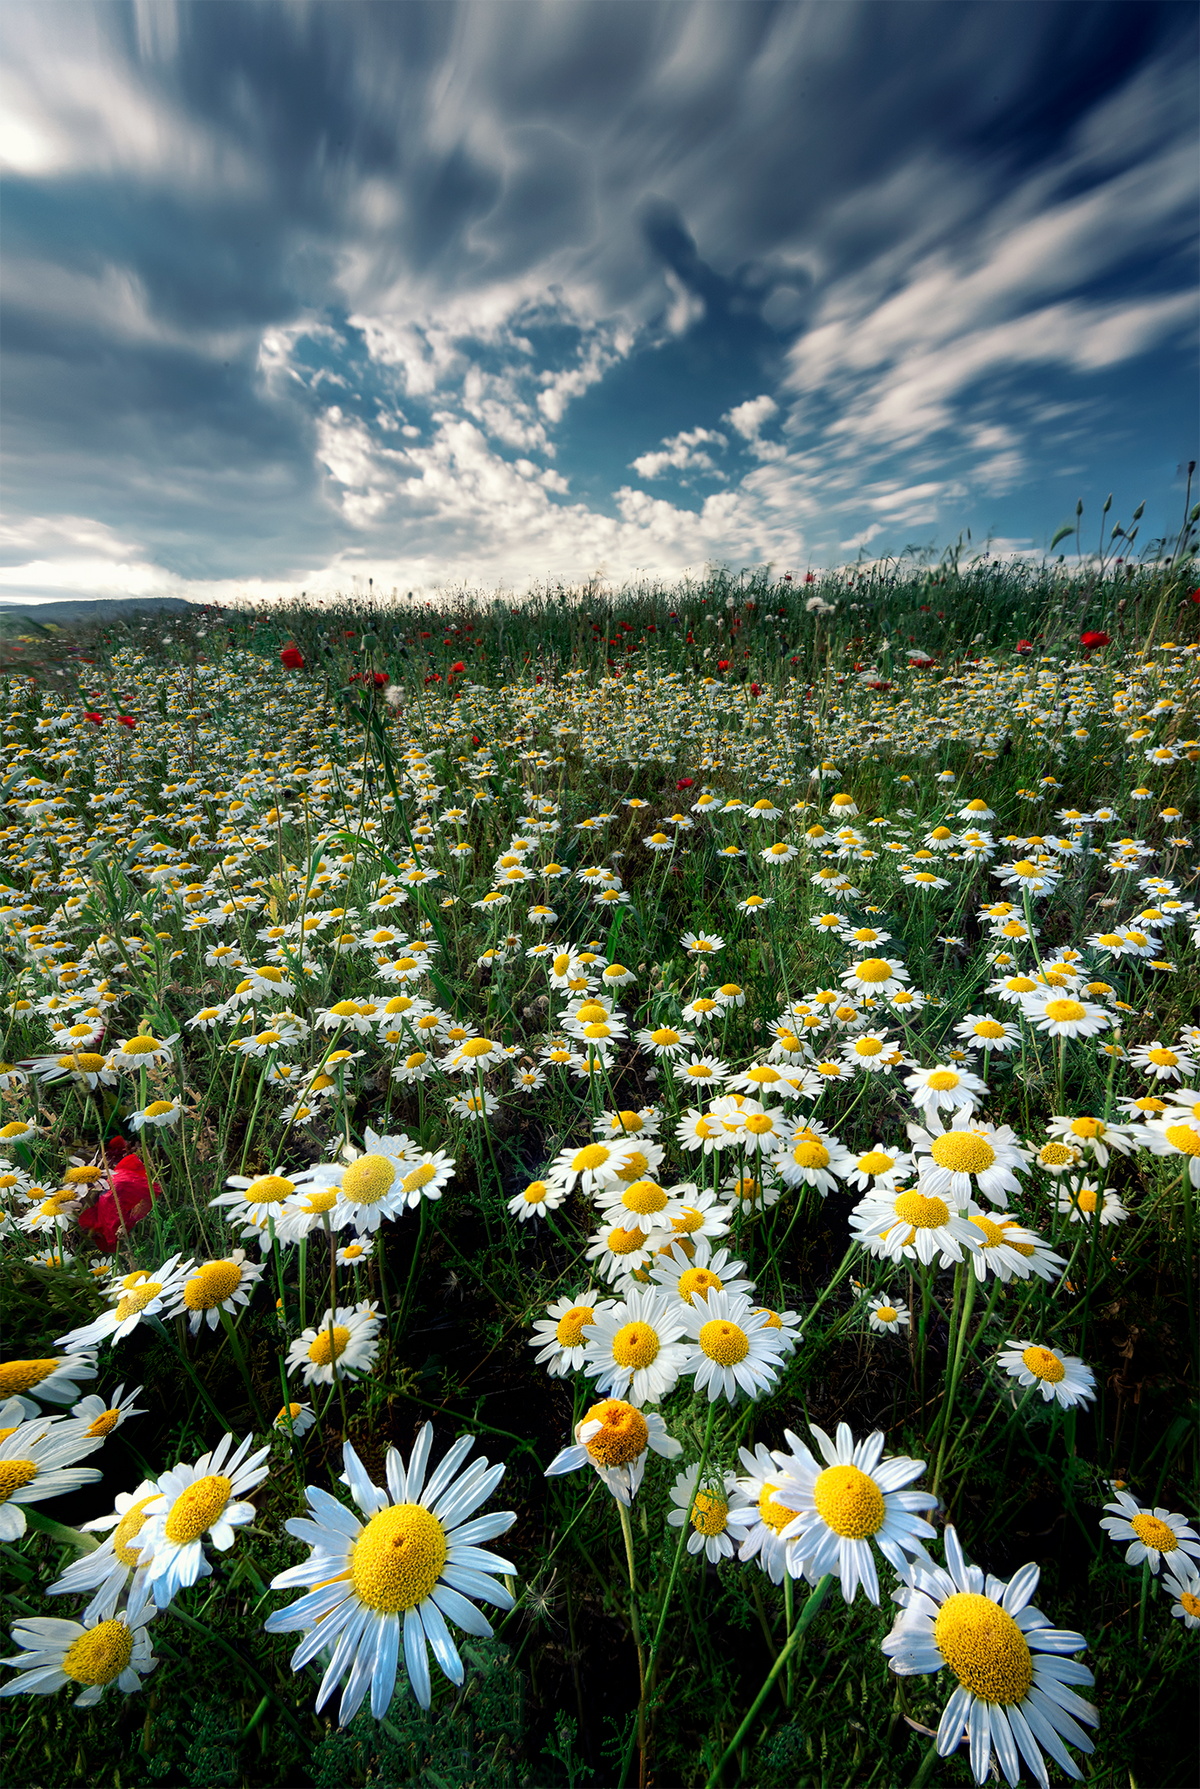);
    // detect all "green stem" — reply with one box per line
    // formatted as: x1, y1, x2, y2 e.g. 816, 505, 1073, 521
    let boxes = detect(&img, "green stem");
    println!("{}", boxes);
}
932, 1264, 977, 1497
616, 1499, 648, 1789
703, 1574, 834, 1789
